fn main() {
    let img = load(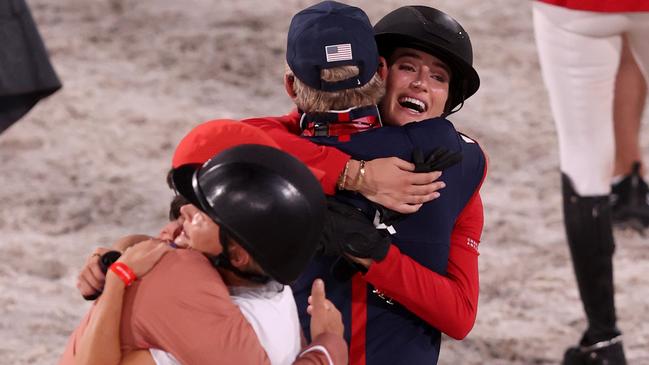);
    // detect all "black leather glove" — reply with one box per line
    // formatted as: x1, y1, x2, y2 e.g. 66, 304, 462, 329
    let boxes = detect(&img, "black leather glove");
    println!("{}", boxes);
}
374, 205, 404, 228
330, 256, 366, 282
374, 147, 463, 226
412, 146, 463, 173
319, 198, 391, 261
